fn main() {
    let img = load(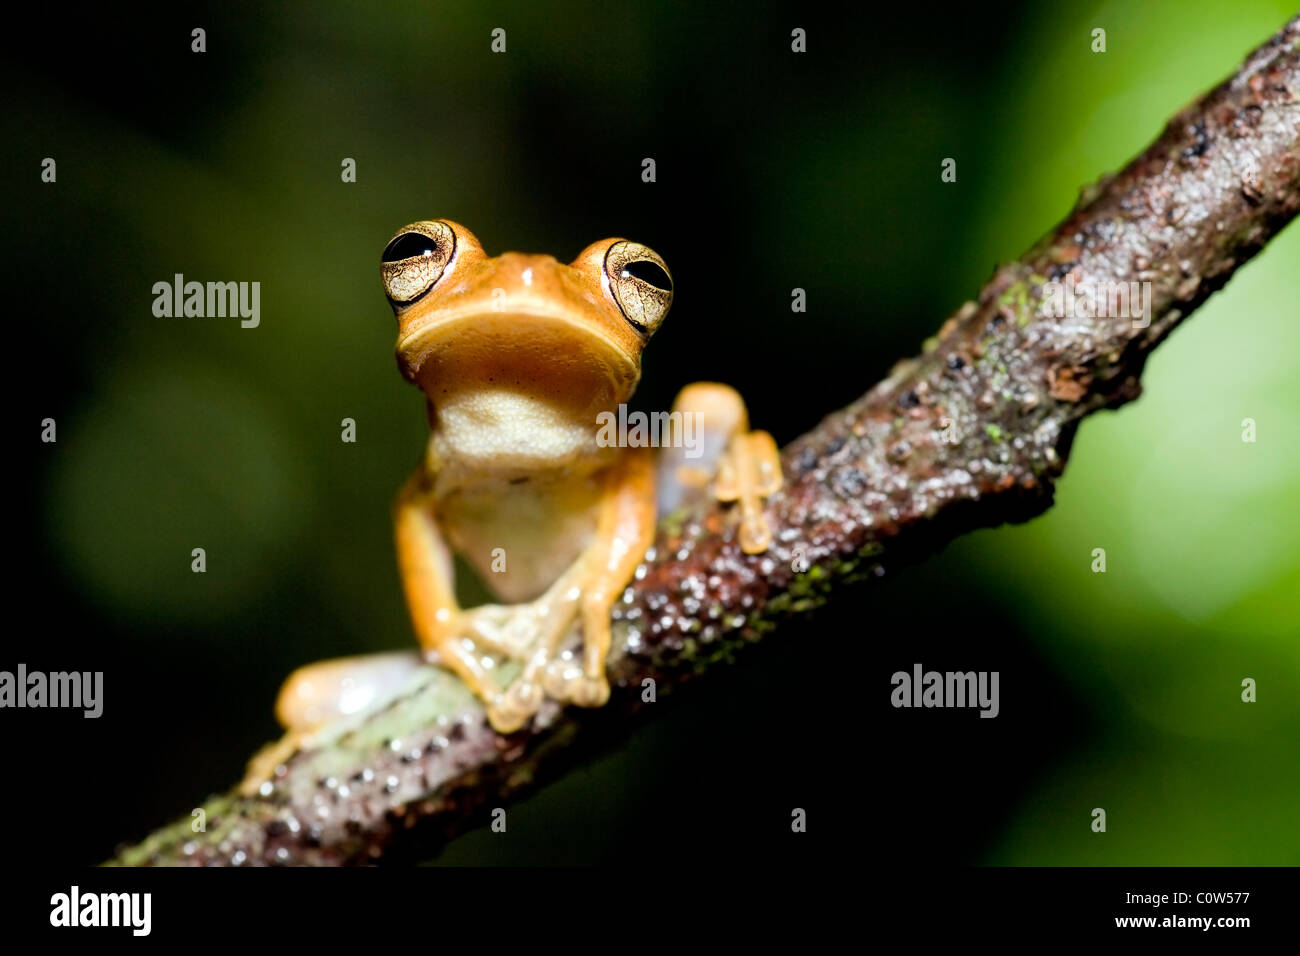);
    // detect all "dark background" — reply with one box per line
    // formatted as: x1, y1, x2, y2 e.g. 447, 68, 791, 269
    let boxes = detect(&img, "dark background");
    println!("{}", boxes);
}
5, 0, 1297, 866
